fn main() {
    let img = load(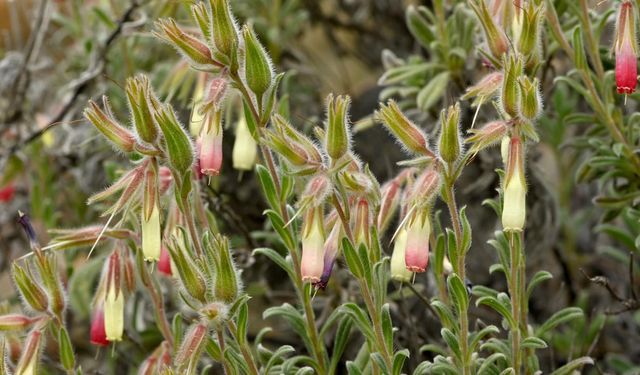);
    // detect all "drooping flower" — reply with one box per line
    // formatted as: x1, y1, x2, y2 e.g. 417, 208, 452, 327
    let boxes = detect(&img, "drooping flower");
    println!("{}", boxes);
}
502, 136, 526, 232
301, 206, 325, 283
232, 113, 258, 171
0, 184, 15, 202
142, 166, 161, 261
615, 1, 638, 95
103, 251, 124, 342
315, 219, 342, 289
158, 246, 172, 276
198, 110, 224, 176
391, 228, 413, 282
90, 304, 109, 347
404, 208, 431, 273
